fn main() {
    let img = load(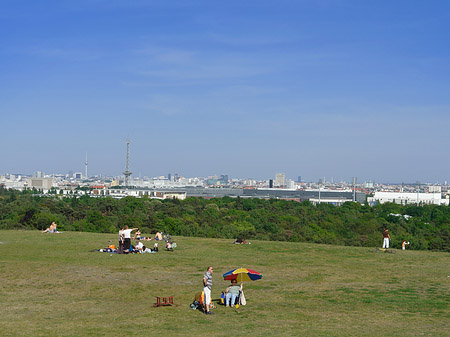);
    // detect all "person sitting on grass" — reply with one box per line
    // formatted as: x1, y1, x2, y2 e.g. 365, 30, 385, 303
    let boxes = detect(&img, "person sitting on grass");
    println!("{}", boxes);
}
42, 222, 55, 233
166, 241, 174, 251
135, 241, 146, 253
42, 222, 59, 233
134, 229, 142, 240
154, 232, 163, 241
52, 222, 60, 233
224, 279, 243, 307
135, 229, 153, 241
